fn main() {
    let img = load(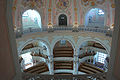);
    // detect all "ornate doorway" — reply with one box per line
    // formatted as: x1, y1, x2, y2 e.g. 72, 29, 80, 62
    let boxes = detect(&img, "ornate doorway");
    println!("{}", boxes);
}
59, 14, 67, 26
